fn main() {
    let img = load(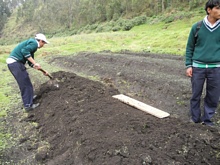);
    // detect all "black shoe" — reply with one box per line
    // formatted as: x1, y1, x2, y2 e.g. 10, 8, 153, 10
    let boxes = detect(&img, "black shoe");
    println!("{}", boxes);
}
25, 103, 40, 112
201, 122, 214, 127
